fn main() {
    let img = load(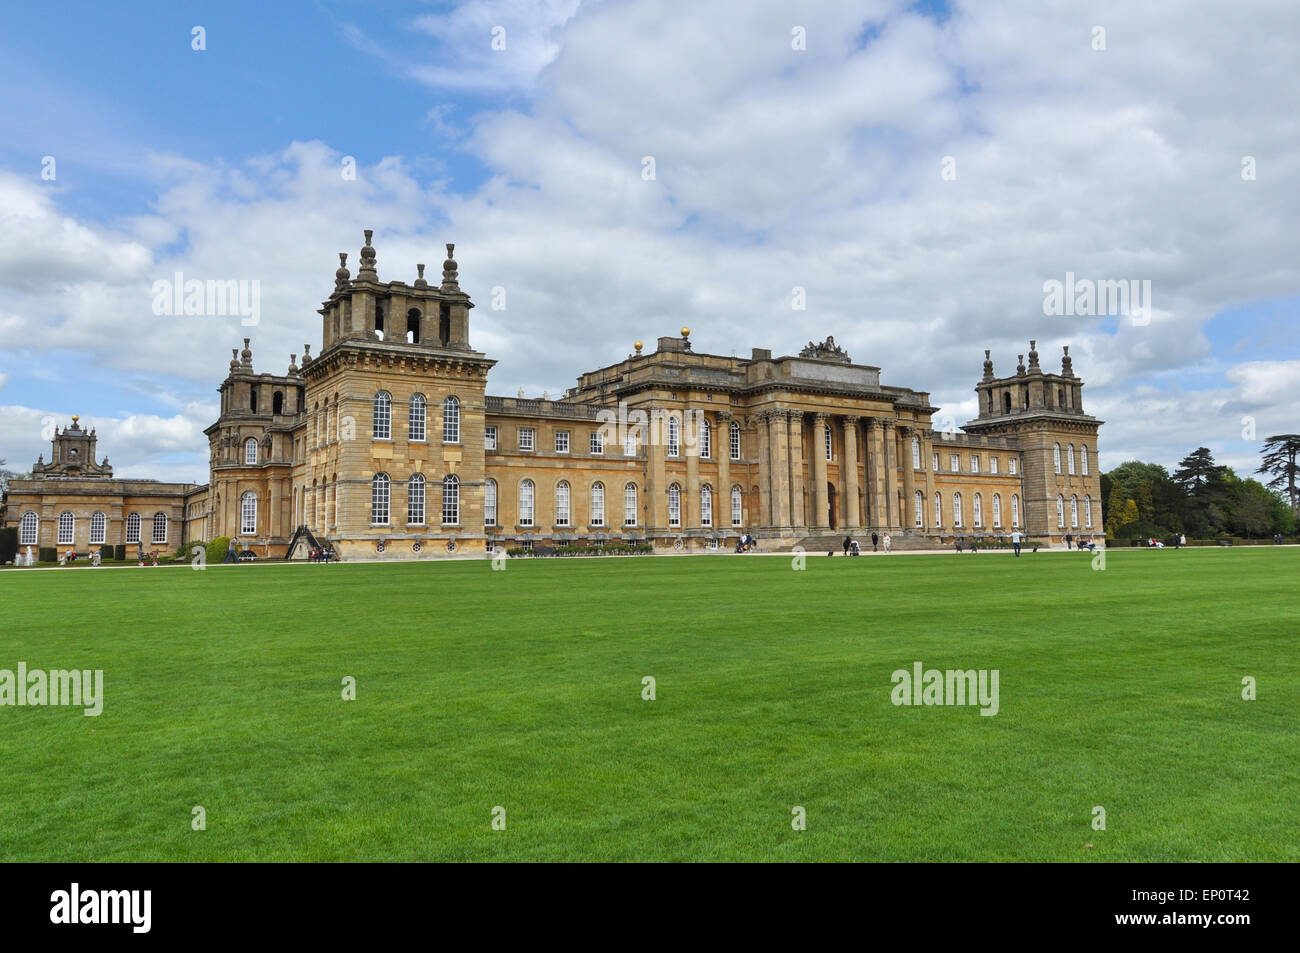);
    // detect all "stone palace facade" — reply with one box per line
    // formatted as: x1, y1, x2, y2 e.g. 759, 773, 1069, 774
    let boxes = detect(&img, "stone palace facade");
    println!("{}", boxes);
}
3, 232, 1104, 558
